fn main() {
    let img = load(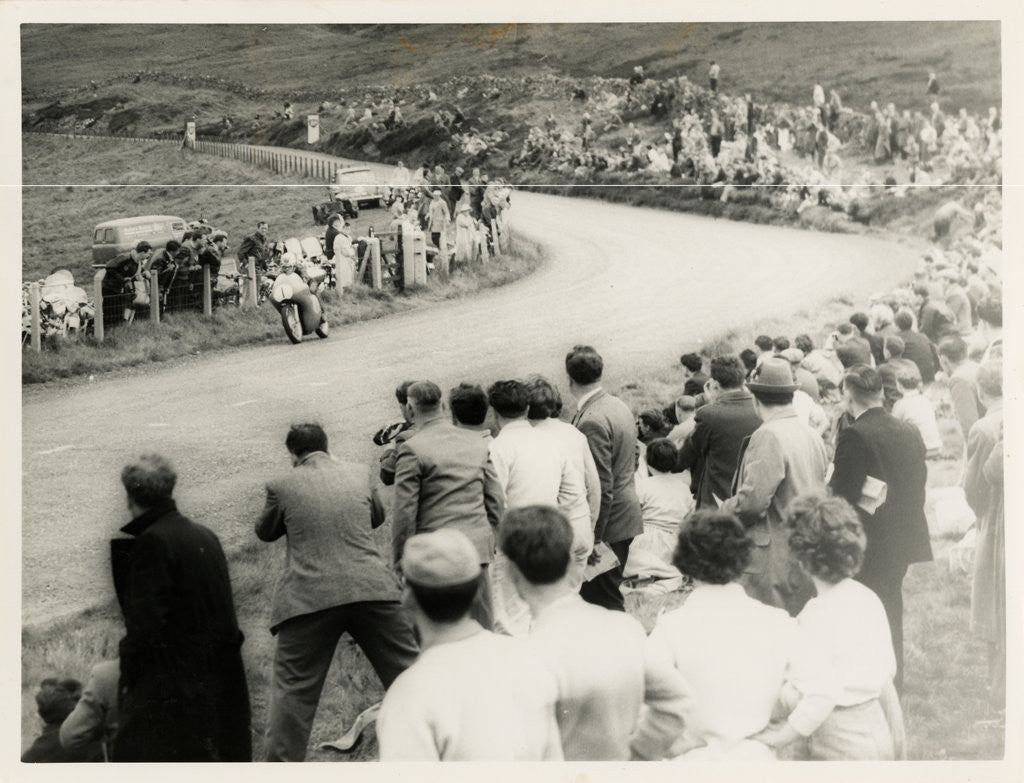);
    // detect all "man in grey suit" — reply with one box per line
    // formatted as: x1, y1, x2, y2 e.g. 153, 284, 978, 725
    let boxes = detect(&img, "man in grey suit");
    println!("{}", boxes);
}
257, 423, 418, 762
566, 345, 643, 611
393, 381, 502, 628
